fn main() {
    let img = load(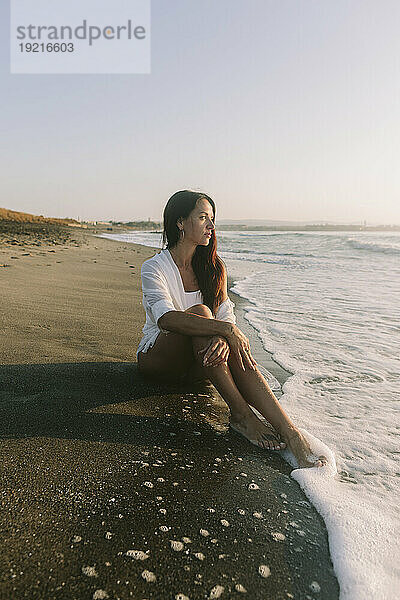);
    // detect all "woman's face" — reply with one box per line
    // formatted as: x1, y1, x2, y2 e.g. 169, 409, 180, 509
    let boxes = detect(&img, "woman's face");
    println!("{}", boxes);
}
180, 198, 215, 246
